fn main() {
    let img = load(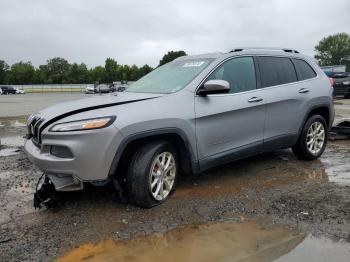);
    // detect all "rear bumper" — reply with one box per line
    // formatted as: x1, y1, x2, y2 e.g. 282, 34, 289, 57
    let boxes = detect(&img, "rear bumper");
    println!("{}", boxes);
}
24, 124, 124, 191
